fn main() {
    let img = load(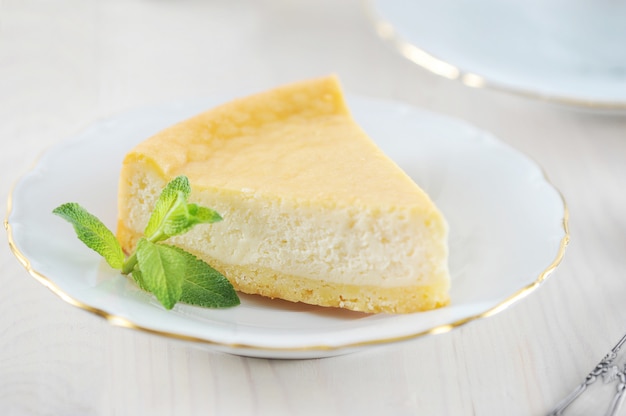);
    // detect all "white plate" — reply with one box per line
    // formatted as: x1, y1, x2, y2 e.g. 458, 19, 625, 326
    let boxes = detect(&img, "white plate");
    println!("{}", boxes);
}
367, 0, 626, 109
5, 94, 568, 359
